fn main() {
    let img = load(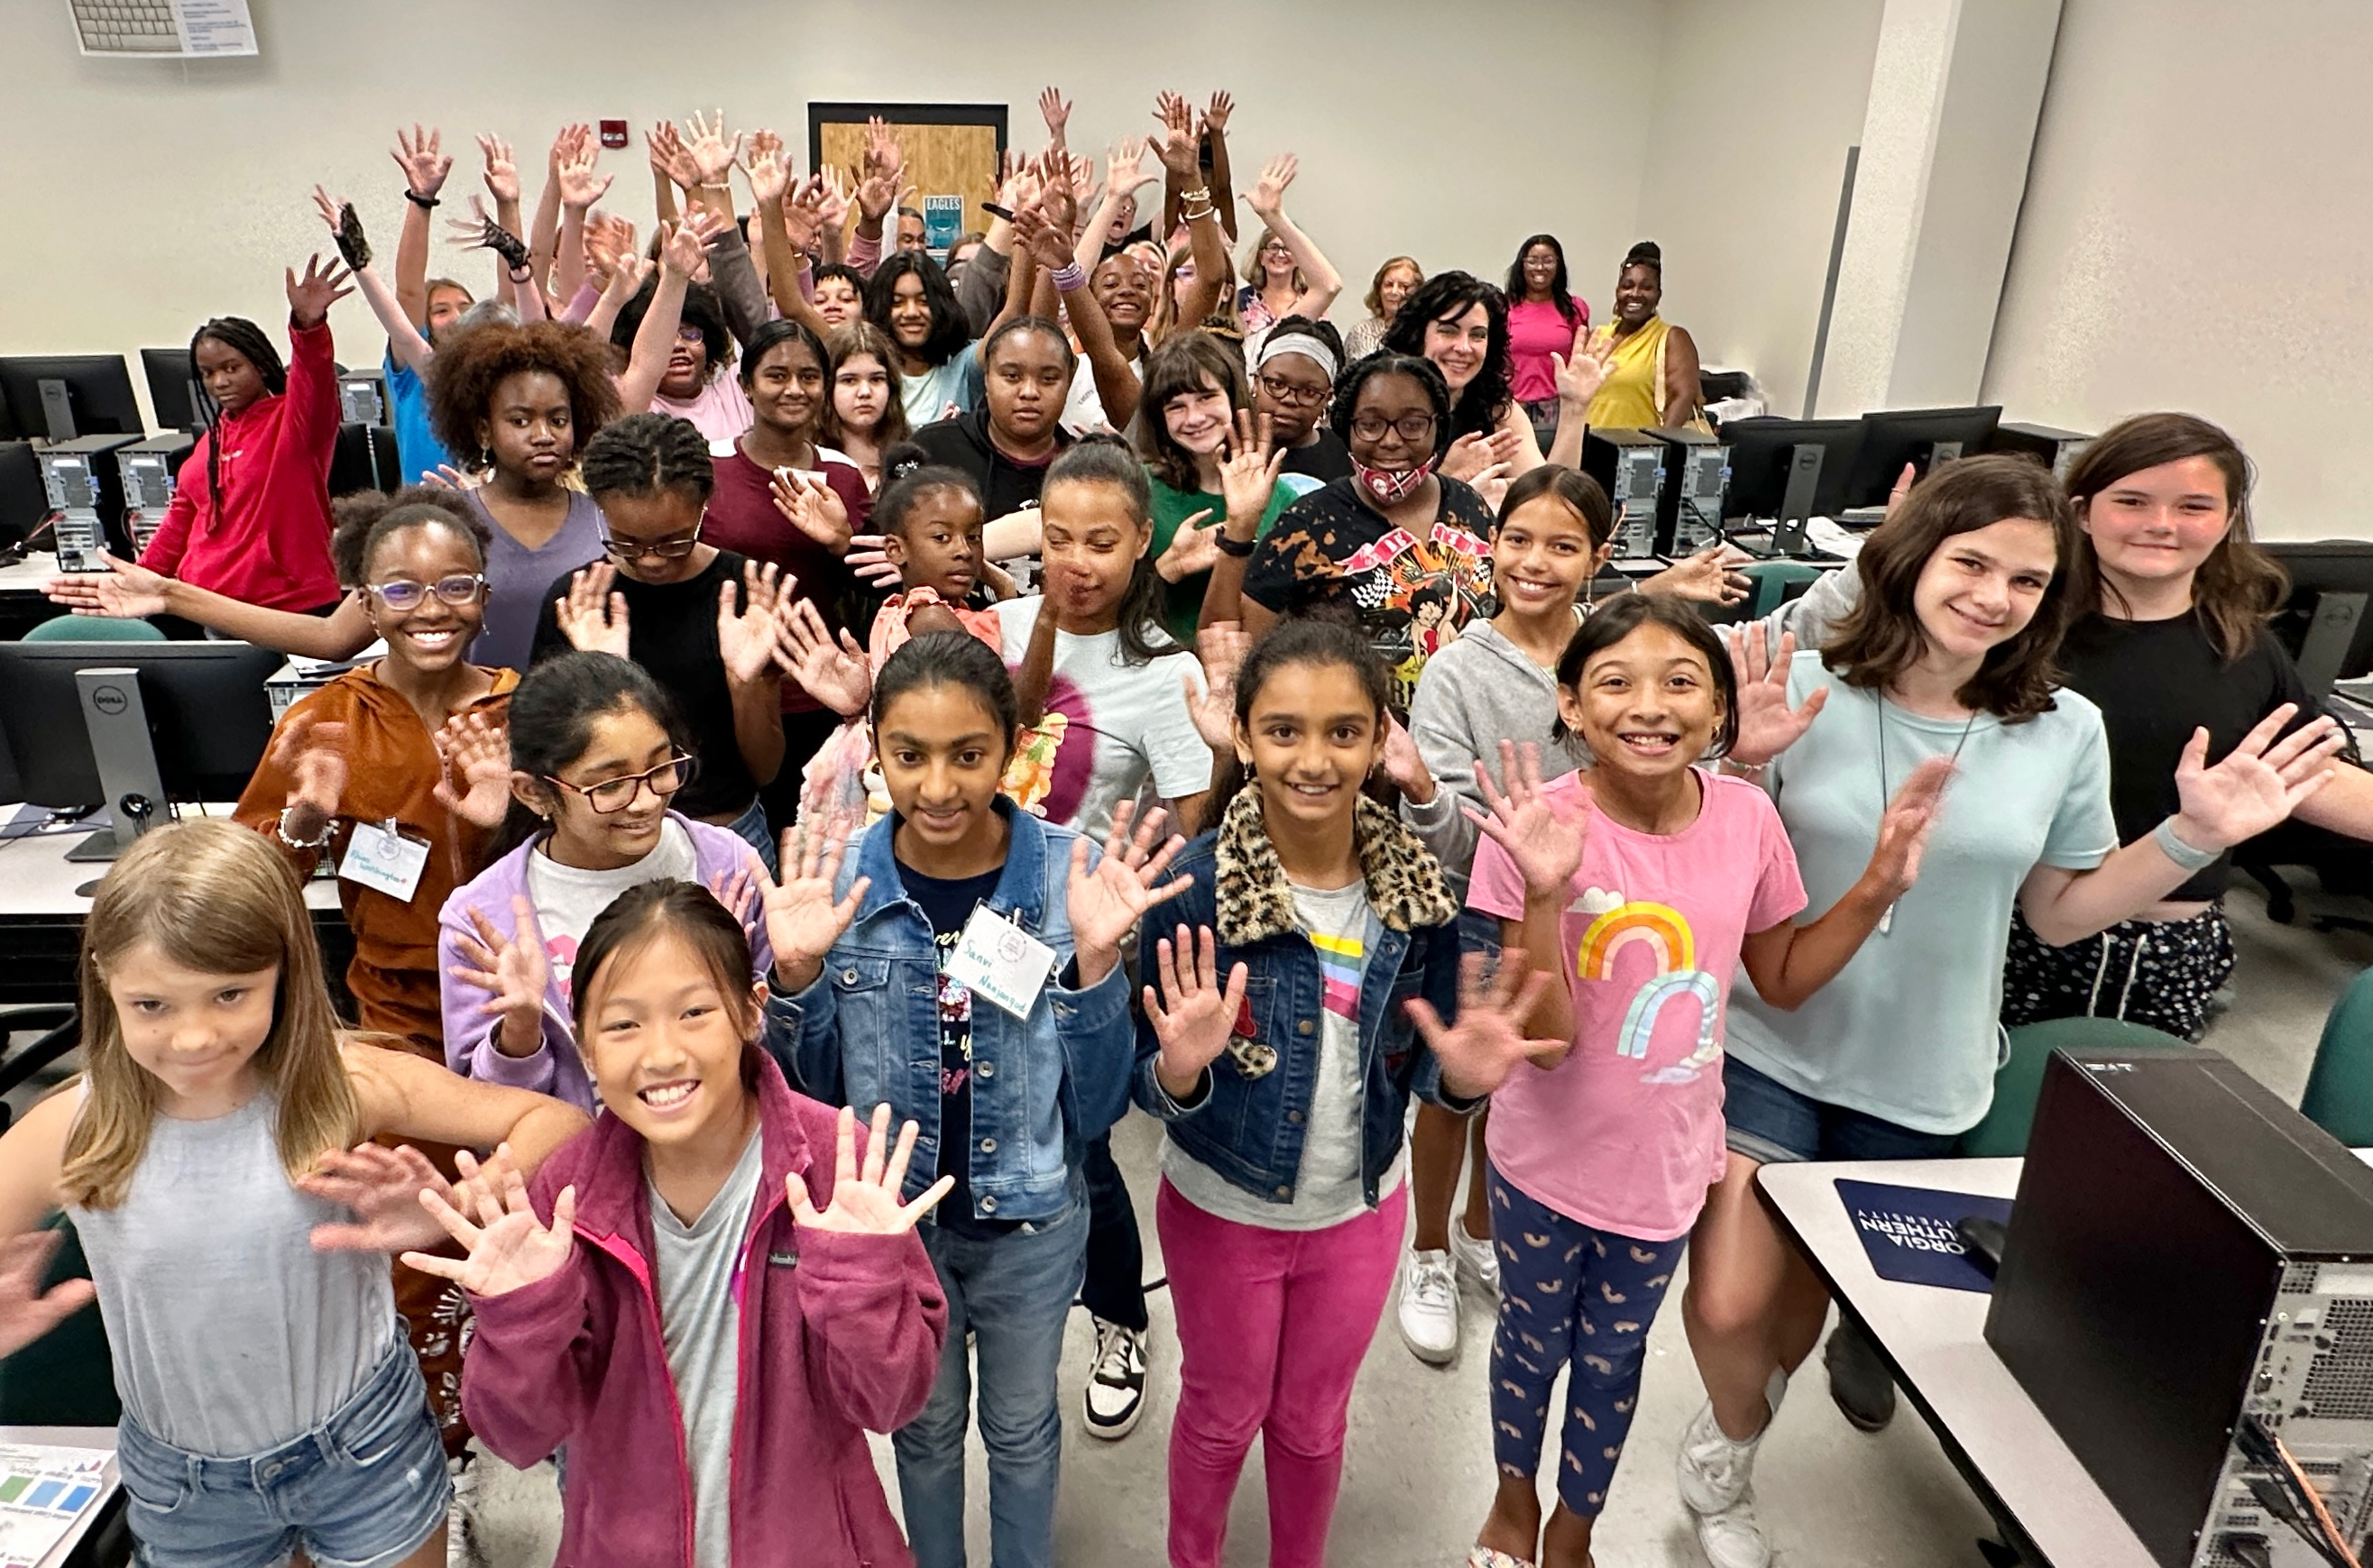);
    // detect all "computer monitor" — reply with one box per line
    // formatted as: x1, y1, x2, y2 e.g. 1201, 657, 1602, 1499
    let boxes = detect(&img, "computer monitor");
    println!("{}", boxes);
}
1718, 417, 1865, 553
1842, 405, 2003, 509
0, 641, 282, 860
0, 356, 144, 445
2262, 542, 2373, 699
141, 347, 205, 435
